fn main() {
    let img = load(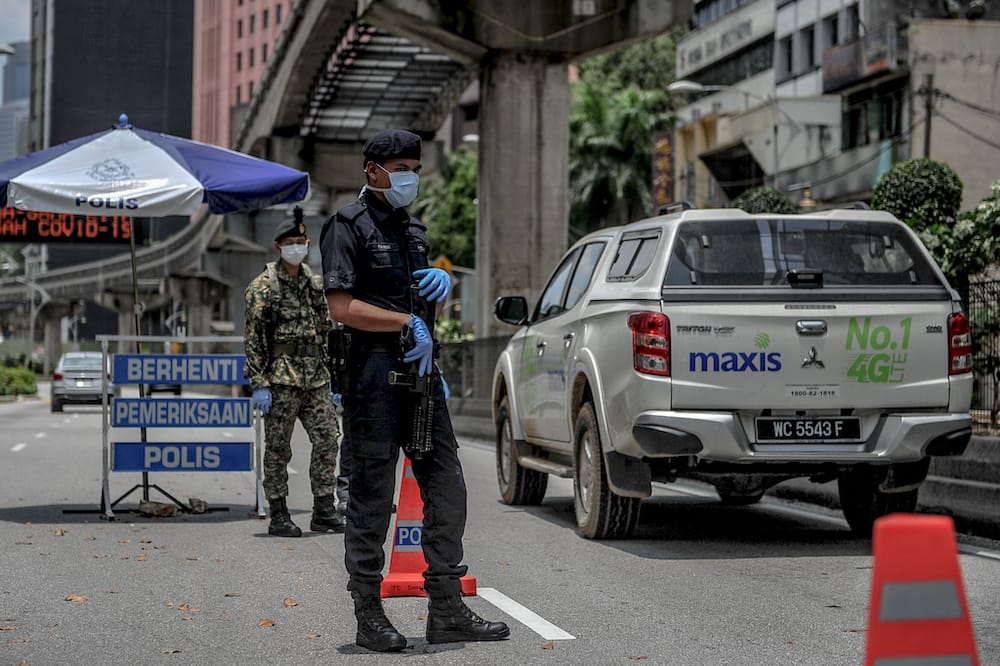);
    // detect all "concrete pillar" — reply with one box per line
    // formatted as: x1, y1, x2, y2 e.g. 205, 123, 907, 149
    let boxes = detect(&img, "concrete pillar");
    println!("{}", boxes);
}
476, 51, 570, 338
